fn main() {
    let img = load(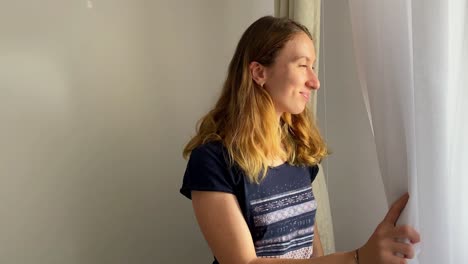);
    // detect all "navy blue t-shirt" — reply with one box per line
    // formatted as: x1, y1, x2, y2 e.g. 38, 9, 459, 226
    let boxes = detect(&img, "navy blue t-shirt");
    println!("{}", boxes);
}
180, 141, 319, 263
